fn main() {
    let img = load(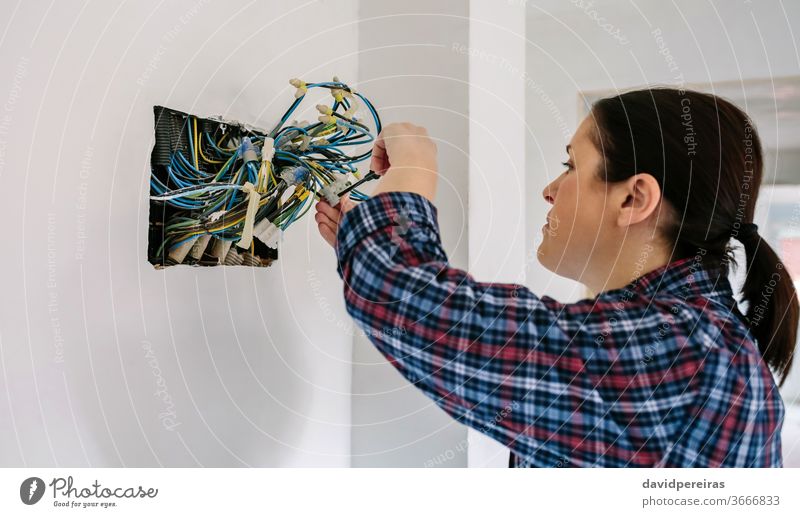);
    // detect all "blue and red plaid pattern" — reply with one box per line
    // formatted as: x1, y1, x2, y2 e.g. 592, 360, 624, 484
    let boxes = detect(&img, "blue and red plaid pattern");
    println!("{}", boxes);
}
335, 191, 784, 467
